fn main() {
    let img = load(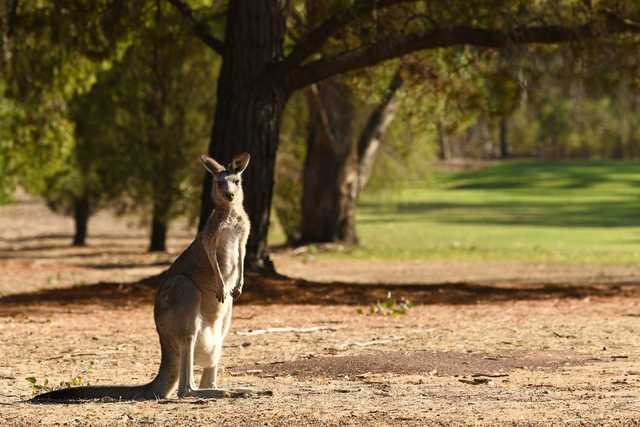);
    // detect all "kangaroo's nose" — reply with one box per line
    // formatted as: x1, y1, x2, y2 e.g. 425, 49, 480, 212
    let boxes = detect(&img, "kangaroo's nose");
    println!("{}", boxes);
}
224, 192, 234, 201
